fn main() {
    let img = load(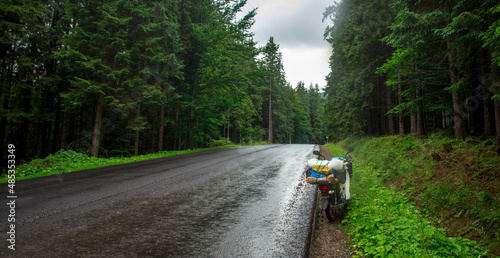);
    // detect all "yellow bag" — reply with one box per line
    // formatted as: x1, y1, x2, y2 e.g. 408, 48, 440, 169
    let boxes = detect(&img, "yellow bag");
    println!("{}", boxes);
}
312, 164, 332, 175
